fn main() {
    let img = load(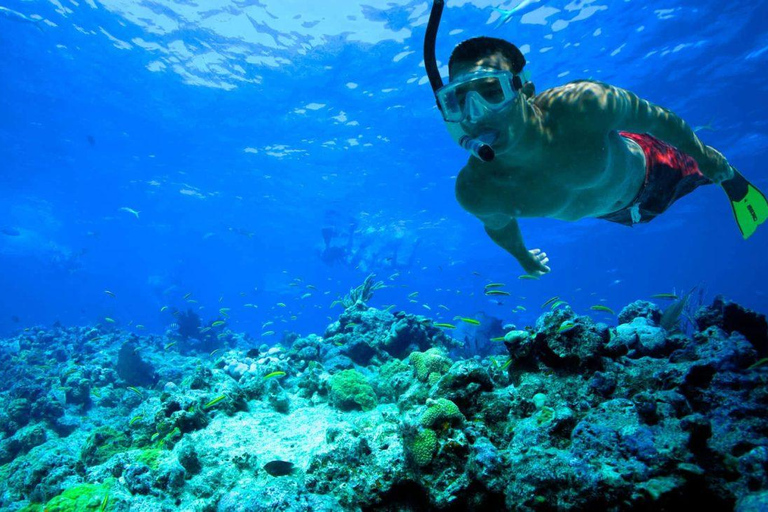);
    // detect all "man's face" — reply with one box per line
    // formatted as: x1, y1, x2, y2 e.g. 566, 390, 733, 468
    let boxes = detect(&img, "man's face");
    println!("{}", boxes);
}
449, 54, 520, 146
